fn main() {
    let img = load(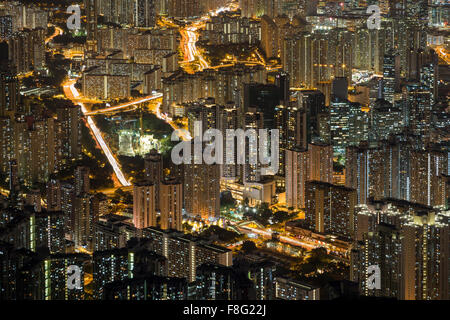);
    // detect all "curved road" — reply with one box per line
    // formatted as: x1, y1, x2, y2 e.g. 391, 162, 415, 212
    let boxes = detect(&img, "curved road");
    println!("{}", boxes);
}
45, 25, 63, 44
179, 3, 238, 73
85, 93, 163, 116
